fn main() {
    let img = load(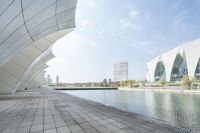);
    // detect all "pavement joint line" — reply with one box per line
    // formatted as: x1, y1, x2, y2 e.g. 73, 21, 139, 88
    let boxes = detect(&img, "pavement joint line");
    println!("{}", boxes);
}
0, 89, 196, 133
